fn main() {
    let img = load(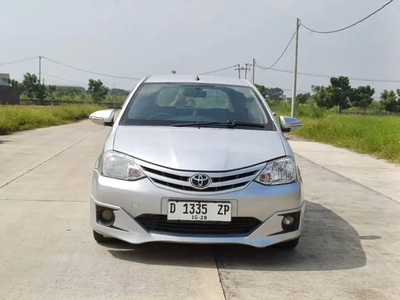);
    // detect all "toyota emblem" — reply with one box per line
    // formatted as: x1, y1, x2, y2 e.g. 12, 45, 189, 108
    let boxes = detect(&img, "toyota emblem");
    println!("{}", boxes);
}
190, 174, 212, 189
